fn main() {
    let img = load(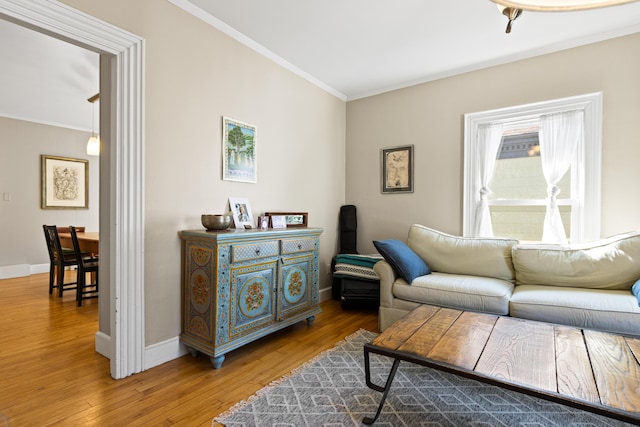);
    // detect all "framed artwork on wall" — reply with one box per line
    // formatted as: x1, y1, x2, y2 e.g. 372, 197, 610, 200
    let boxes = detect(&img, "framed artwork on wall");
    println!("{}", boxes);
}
381, 145, 414, 194
41, 155, 89, 209
222, 116, 257, 183
229, 197, 254, 229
